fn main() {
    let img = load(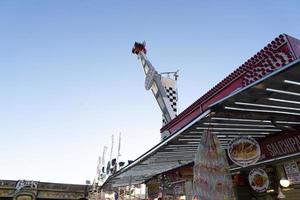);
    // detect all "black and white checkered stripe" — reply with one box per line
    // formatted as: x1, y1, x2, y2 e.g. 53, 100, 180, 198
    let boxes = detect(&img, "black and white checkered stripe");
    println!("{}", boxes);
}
165, 86, 177, 113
